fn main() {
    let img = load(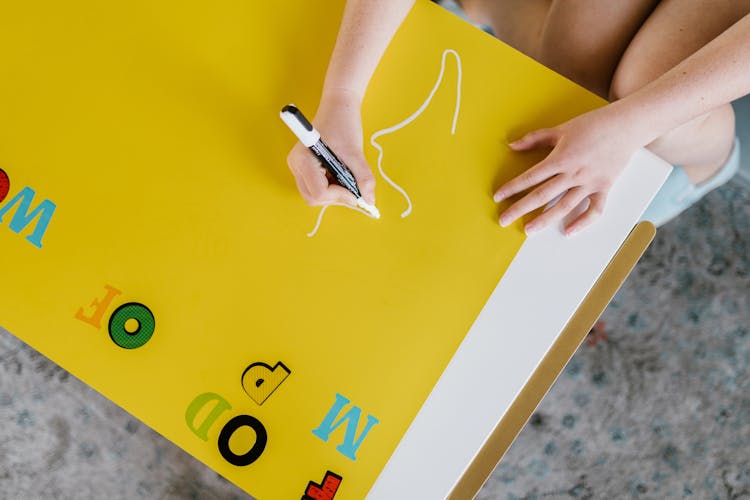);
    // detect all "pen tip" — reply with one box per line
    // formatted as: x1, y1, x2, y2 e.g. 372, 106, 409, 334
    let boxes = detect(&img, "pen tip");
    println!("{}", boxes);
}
357, 199, 381, 219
